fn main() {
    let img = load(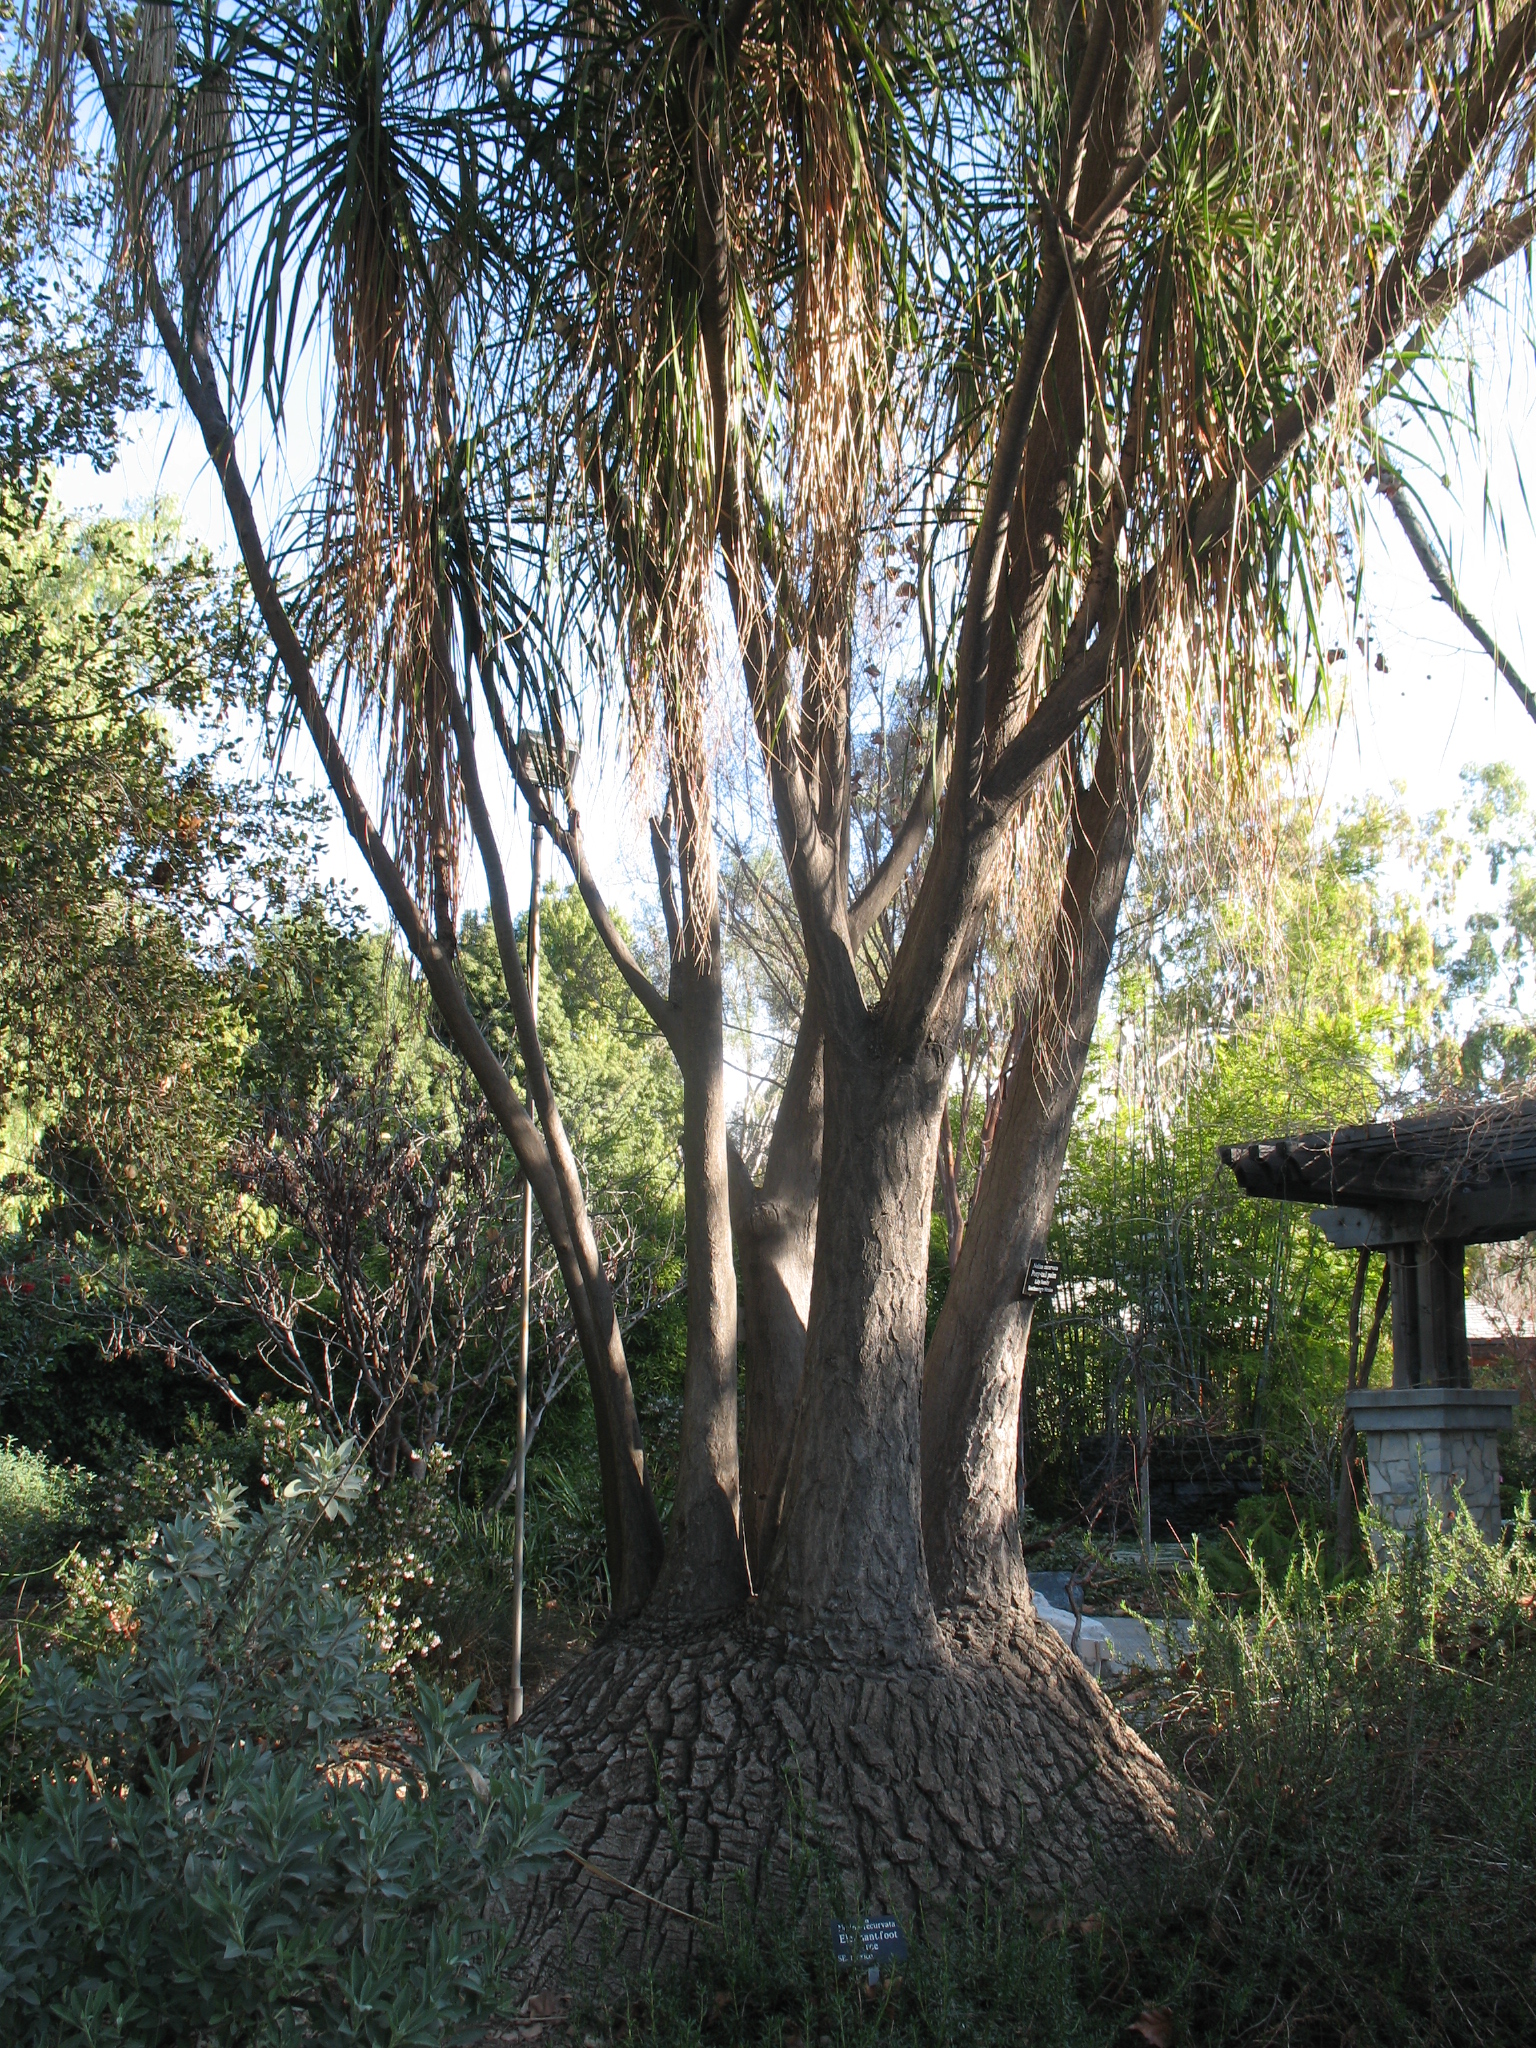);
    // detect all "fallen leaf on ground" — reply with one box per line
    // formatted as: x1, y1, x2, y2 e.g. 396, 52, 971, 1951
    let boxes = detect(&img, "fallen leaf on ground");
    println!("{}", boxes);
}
496, 1989, 572, 2039
1128, 2006, 1174, 2046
